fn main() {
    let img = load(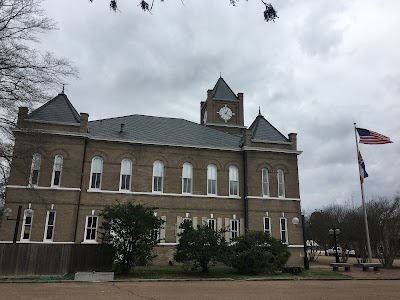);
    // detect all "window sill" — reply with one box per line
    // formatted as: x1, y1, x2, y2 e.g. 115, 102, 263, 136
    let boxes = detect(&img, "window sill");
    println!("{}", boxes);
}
81, 241, 98, 244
